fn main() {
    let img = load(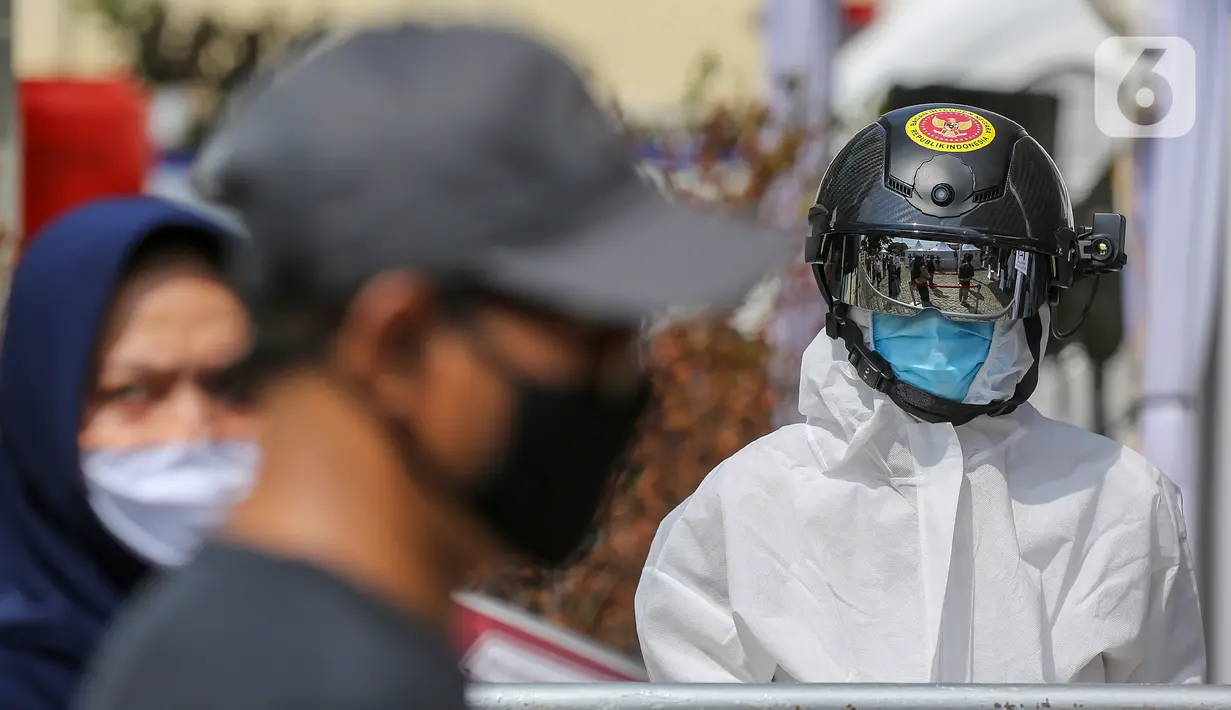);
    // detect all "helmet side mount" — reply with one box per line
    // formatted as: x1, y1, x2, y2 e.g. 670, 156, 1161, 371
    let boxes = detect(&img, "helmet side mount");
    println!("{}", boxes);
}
1077, 212, 1128, 276
1049, 212, 1127, 340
